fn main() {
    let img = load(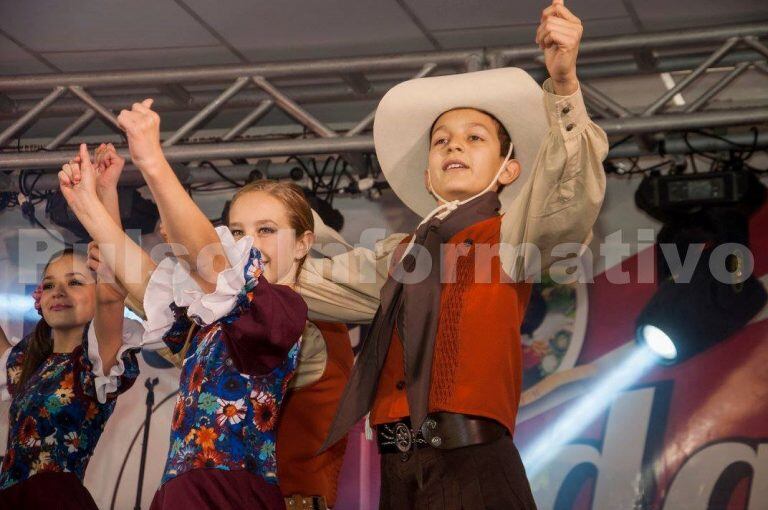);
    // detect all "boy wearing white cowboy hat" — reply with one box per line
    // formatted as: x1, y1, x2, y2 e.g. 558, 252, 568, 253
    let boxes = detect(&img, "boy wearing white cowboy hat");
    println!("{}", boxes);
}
299, 1, 607, 507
